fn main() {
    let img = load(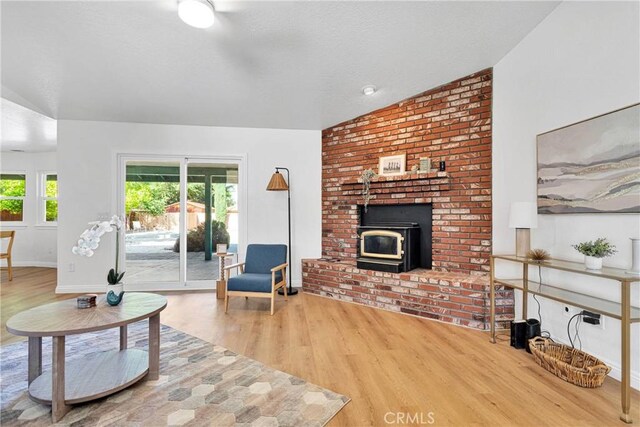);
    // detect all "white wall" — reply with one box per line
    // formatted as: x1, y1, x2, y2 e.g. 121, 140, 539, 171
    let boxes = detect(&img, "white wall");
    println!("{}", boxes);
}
0, 151, 57, 267
494, 2, 640, 387
56, 120, 321, 292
